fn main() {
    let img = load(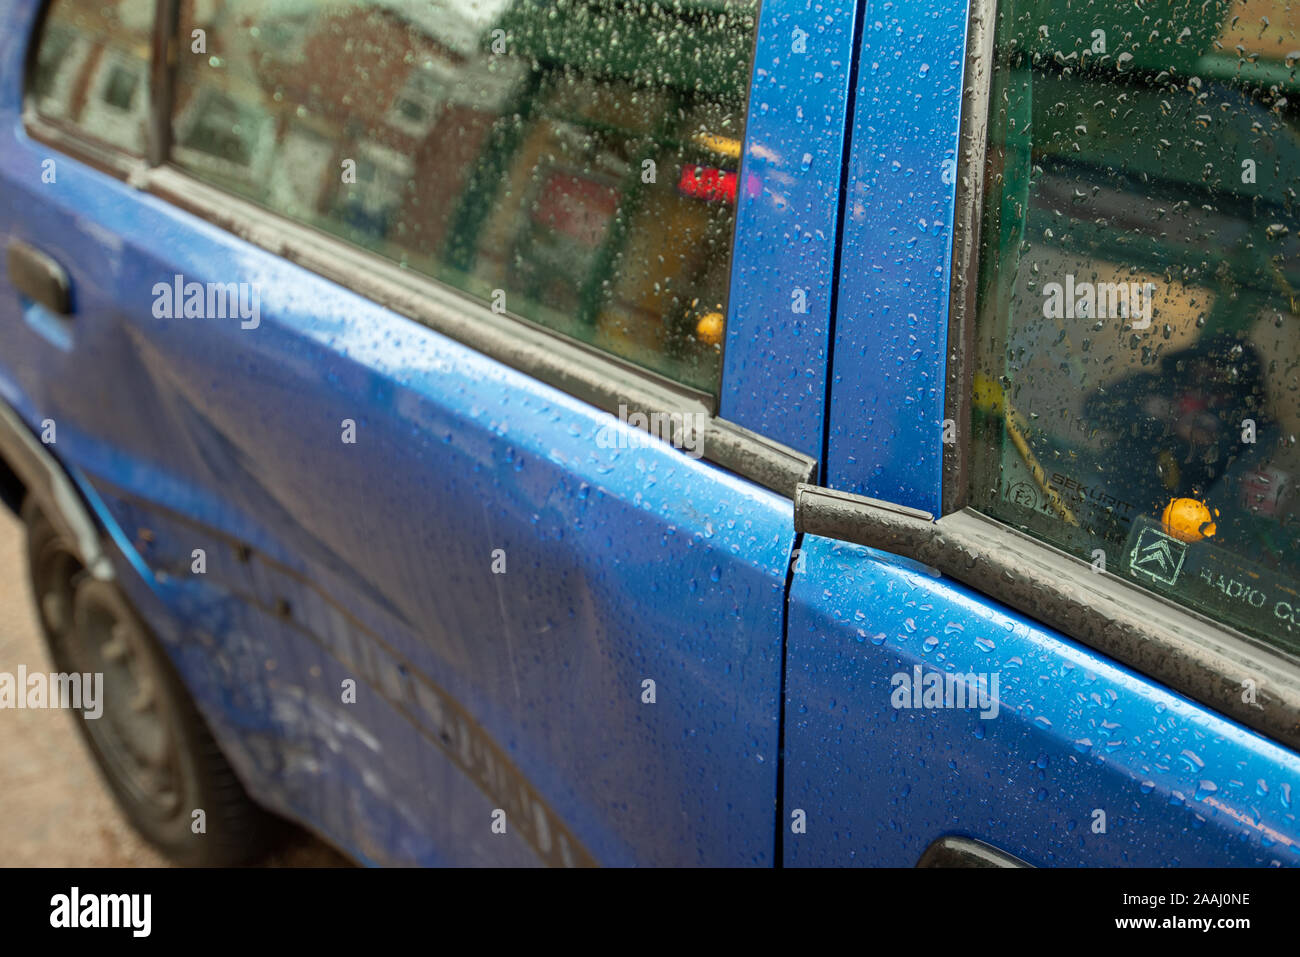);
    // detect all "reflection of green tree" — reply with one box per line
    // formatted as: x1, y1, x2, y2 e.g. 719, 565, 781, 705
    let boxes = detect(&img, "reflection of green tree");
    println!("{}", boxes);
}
492, 0, 755, 97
